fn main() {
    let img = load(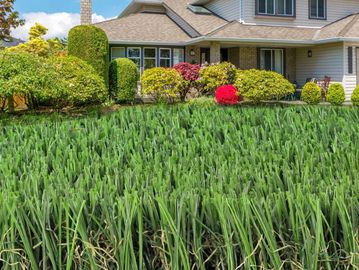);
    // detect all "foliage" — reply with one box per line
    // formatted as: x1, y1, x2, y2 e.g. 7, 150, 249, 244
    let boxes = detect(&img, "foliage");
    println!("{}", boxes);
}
326, 83, 345, 105
109, 58, 138, 102
141, 67, 182, 102
351, 85, 359, 106
187, 96, 216, 107
215, 85, 239, 105
174, 62, 201, 101
0, 51, 65, 109
301, 82, 322, 104
0, 106, 358, 269
52, 56, 107, 106
198, 62, 236, 93
0, 0, 25, 40
7, 23, 66, 57
68, 25, 109, 85
235, 69, 295, 102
